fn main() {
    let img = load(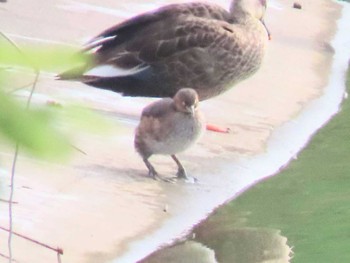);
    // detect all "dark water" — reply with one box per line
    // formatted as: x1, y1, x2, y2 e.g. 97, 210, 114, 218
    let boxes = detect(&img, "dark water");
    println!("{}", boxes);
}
140, 69, 350, 262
